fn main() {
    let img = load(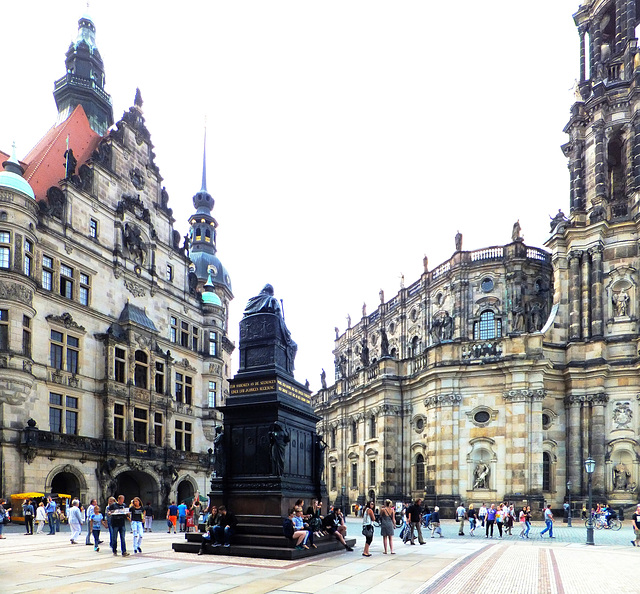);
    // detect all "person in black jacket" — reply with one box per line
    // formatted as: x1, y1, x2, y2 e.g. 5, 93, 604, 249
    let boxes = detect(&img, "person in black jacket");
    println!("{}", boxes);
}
212, 506, 237, 547
322, 508, 354, 551
198, 505, 220, 555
